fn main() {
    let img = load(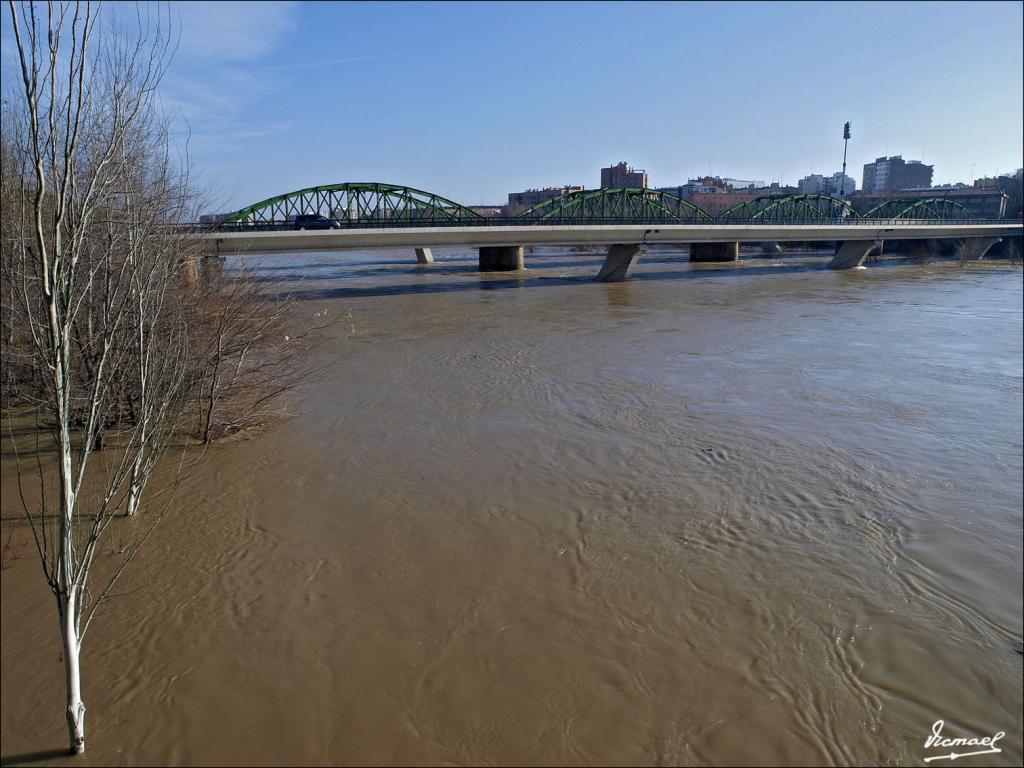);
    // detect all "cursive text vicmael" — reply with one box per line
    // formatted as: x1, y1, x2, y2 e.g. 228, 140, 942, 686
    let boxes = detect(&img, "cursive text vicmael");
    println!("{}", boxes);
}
925, 720, 1005, 751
